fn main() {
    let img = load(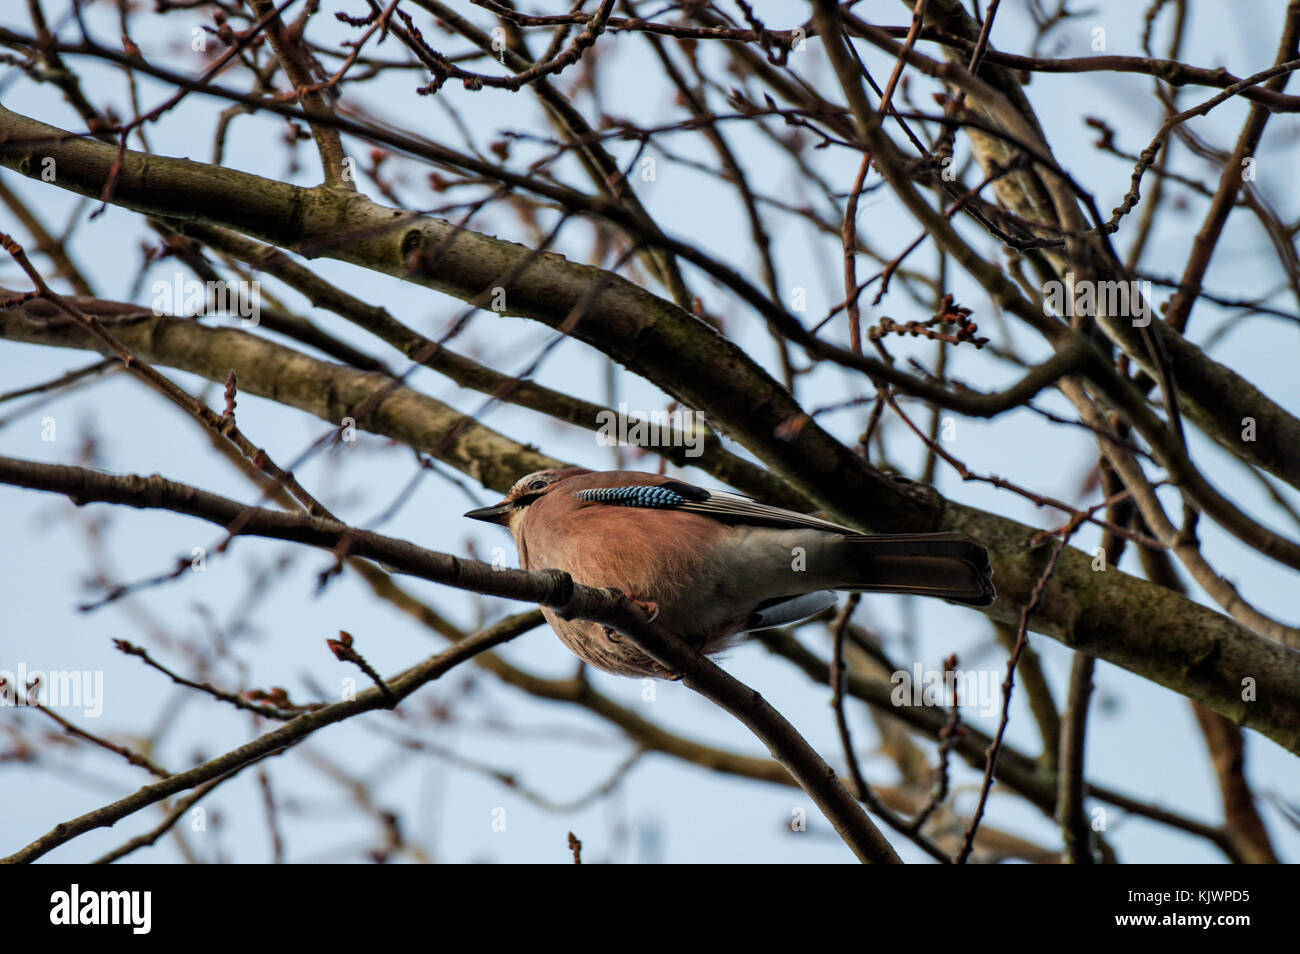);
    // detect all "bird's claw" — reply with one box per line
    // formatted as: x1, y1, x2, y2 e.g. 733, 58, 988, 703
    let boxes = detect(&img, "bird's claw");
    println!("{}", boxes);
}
652, 662, 684, 681
623, 592, 660, 623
